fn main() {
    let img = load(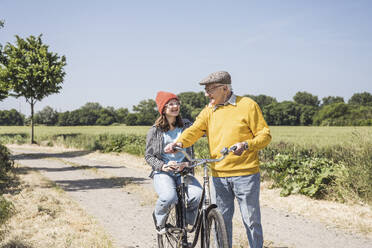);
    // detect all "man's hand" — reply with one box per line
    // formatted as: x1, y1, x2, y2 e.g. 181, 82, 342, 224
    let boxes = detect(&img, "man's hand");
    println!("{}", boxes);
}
164, 142, 183, 153
232, 142, 248, 156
